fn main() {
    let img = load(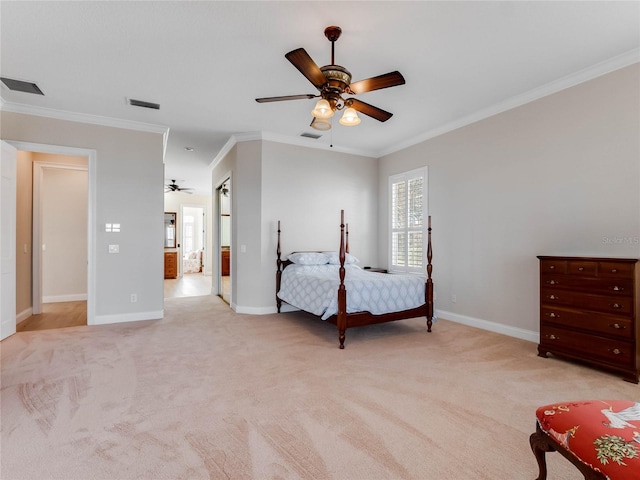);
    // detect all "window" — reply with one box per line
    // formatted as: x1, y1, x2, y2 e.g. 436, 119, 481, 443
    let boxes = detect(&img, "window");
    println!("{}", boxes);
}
389, 167, 427, 274
183, 215, 195, 252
